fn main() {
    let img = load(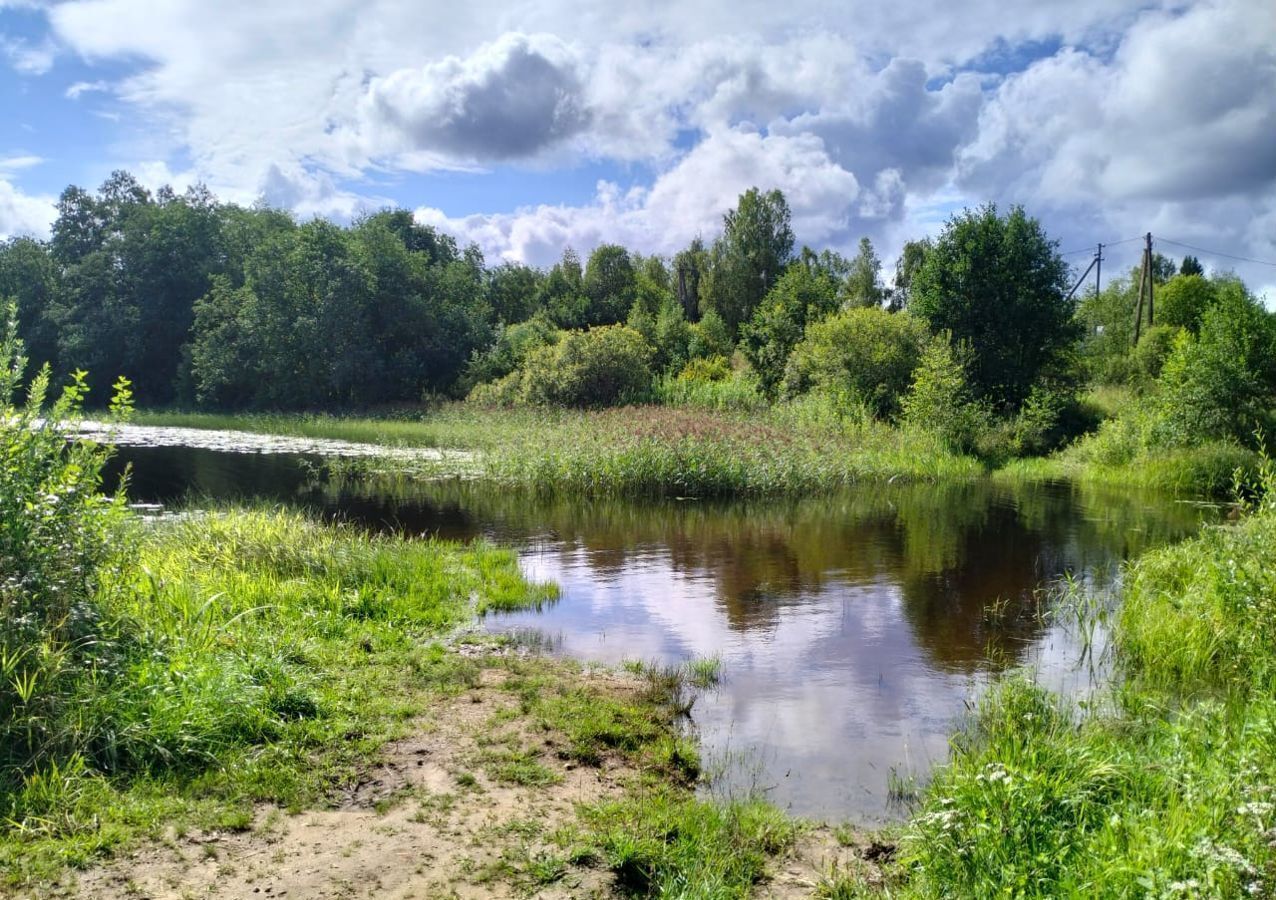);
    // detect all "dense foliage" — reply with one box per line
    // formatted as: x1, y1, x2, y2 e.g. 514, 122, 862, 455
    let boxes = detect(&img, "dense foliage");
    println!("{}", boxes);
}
4, 171, 1272, 483
909, 204, 1076, 412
